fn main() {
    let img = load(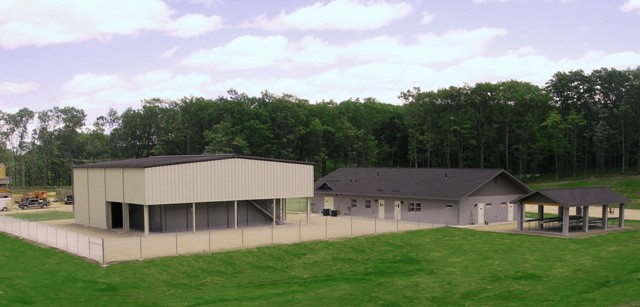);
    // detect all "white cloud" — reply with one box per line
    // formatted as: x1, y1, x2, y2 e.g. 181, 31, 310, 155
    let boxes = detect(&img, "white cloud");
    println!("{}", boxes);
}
60, 71, 215, 110
62, 73, 124, 94
162, 14, 224, 38
242, 0, 413, 31
472, 0, 515, 4
161, 46, 180, 59
0, 0, 224, 49
0, 82, 40, 95
189, 0, 224, 8
509, 46, 538, 56
420, 11, 435, 25
181, 28, 507, 70
621, 0, 640, 12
